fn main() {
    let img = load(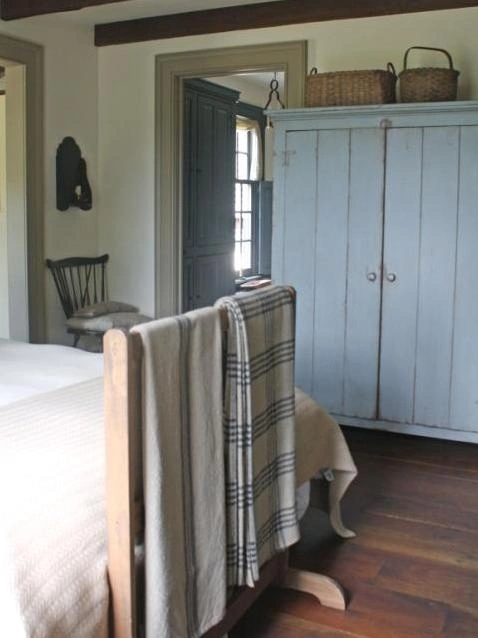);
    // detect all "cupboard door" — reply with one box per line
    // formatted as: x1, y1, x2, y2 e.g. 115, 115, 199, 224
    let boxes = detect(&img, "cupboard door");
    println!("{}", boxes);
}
183, 82, 236, 311
449, 126, 478, 431
196, 94, 236, 248
380, 127, 461, 427
281, 128, 384, 418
